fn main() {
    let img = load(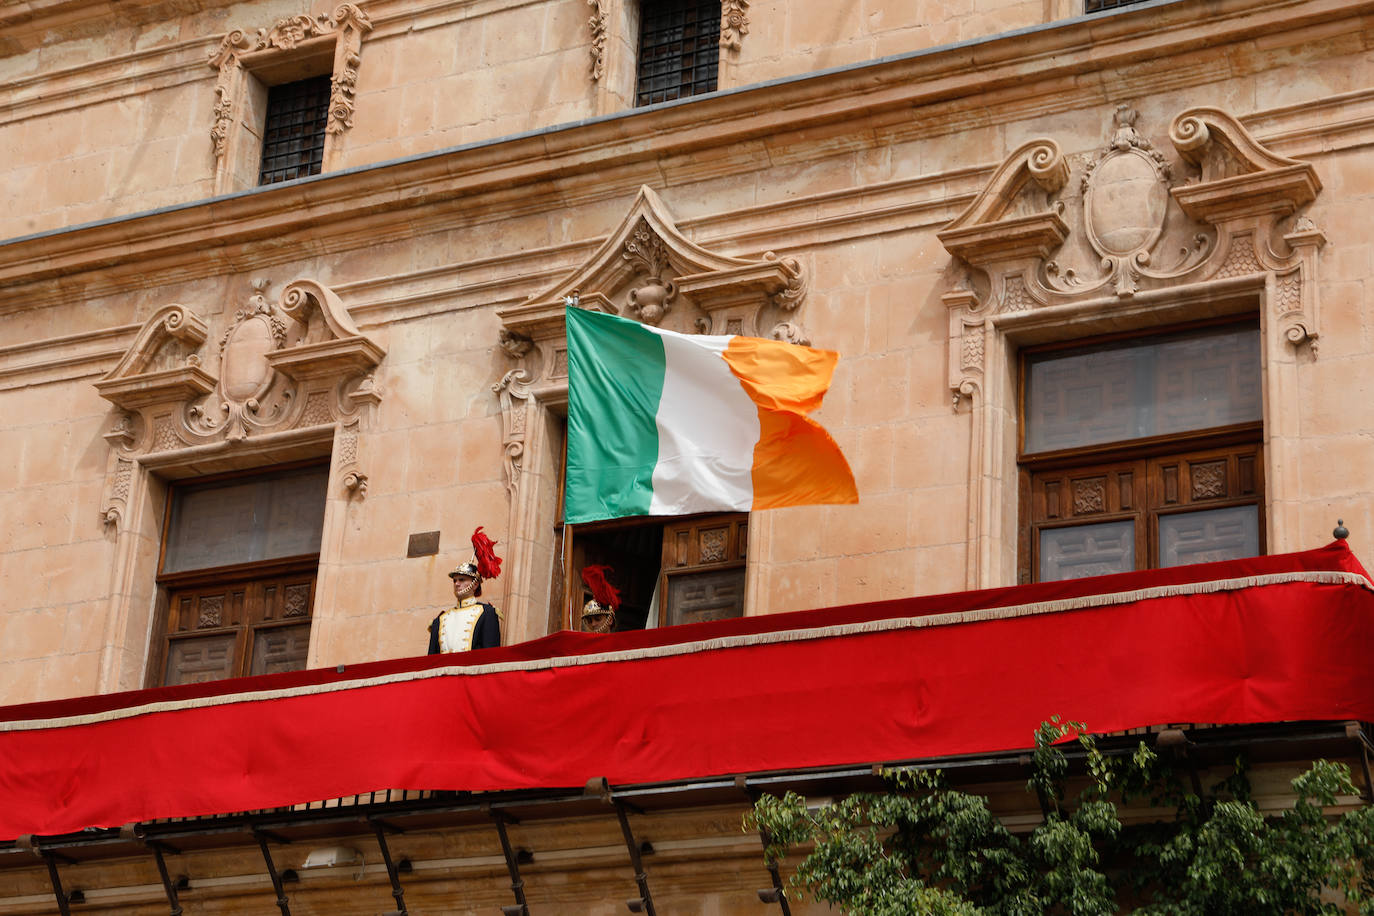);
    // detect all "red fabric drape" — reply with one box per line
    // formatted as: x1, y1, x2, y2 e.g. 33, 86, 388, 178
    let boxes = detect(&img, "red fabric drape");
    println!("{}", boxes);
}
1, 543, 1371, 838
